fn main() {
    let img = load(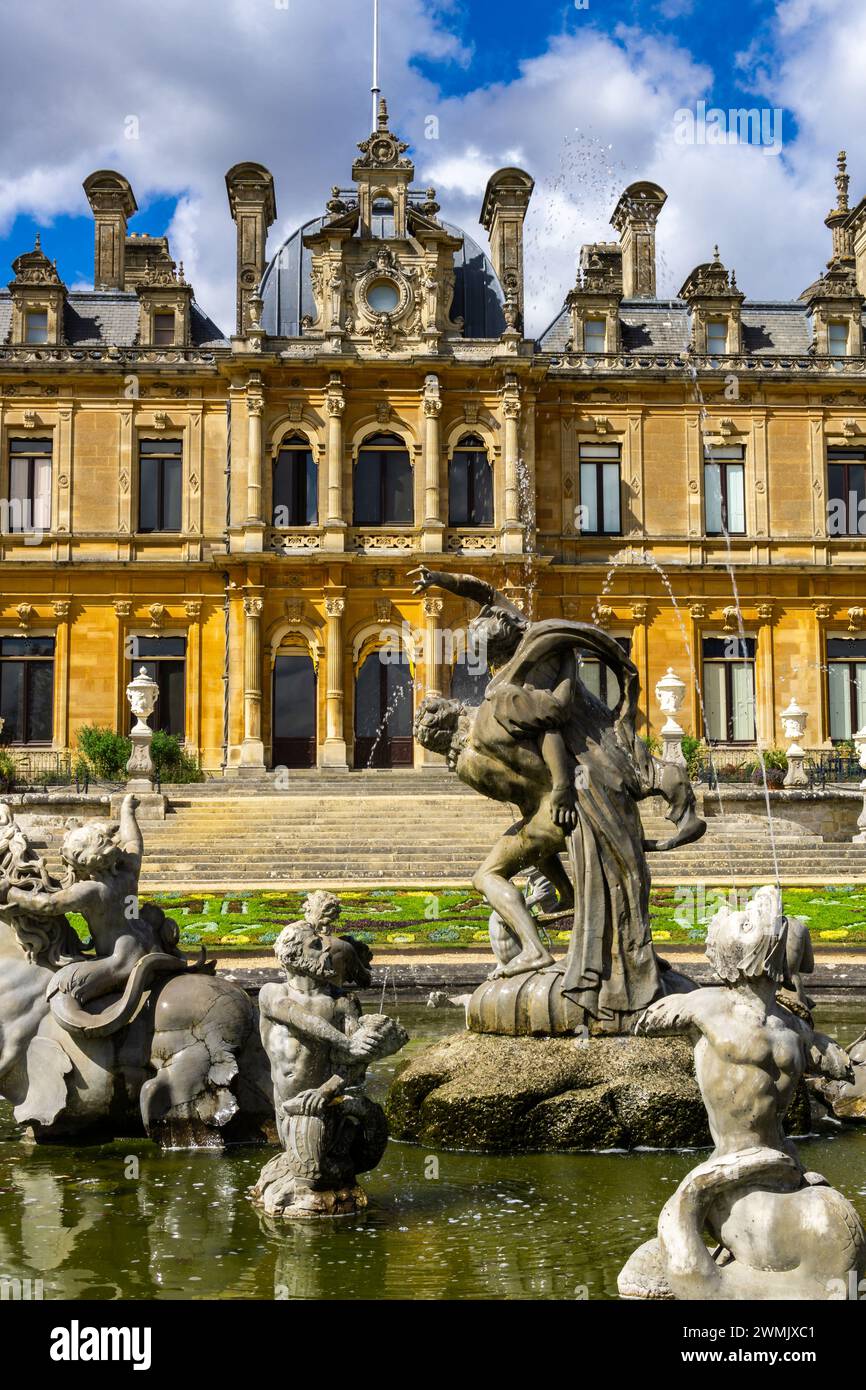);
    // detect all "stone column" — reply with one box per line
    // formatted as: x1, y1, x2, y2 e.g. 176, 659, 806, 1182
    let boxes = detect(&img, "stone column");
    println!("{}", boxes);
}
419, 595, 445, 768
323, 376, 346, 552
244, 379, 265, 552
239, 594, 265, 773
51, 599, 71, 751
322, 595, 348, 769
501, 378, 523, 554
421, 374, 444, 553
